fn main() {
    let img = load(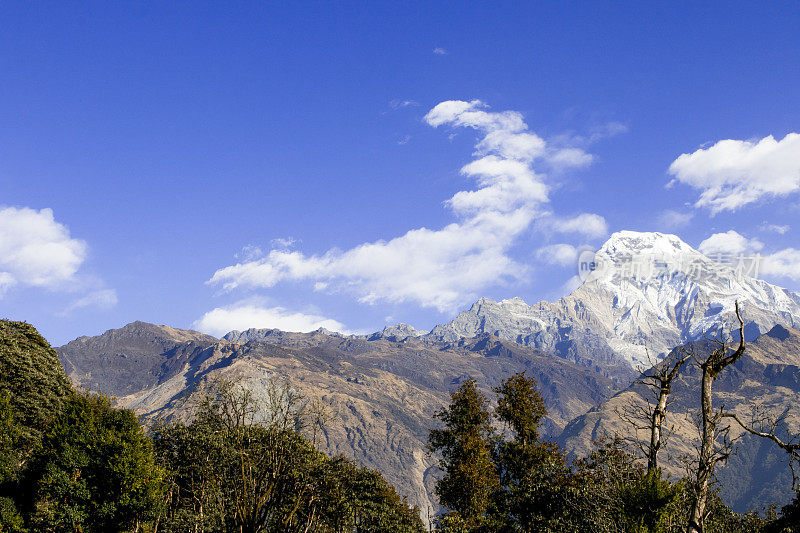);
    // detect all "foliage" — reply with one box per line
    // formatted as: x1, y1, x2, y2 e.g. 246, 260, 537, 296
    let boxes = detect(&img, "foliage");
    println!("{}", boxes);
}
428, 378, 499, 530
764, 493, 800, 533
618, 469, 683, 532
321, 456, 426, 532
0, 393, 25, 533
154, 379, 425, 533
0, 319, 423, 533
494, 372, 547, 448
491, 372, 573, 532
0, 392, 23, 483
572, 439, 684, 533
18, 392, 165, 532
428, 374, 704, 533
0, 496, 25, 533
0, 320, 72, 462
